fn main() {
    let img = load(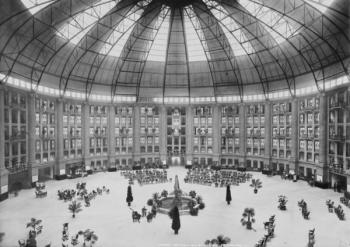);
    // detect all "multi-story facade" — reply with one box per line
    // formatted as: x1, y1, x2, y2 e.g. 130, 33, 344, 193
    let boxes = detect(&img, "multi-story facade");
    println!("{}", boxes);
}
0, 86, 350, 201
